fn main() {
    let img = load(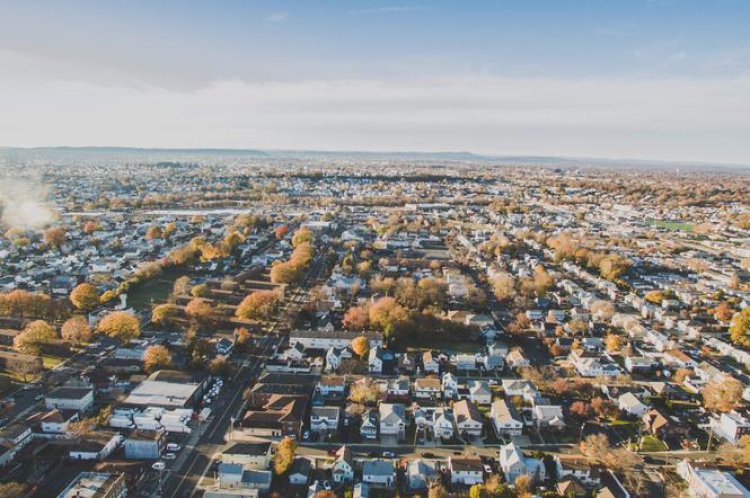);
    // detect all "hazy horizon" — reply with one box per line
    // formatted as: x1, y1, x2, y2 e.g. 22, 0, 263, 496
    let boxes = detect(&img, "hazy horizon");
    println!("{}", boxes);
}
2, 1, 750, 164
